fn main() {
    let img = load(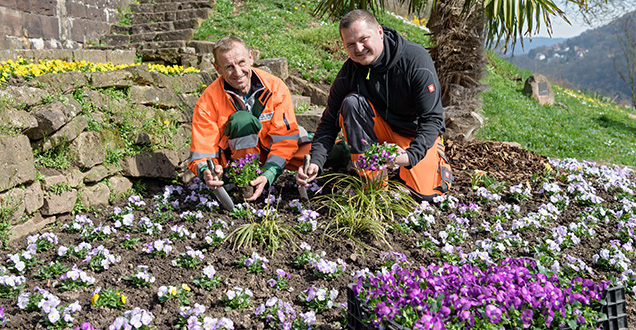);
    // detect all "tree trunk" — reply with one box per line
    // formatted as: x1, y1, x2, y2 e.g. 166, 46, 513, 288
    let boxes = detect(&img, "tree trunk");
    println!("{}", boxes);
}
427, 0, 487, 140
